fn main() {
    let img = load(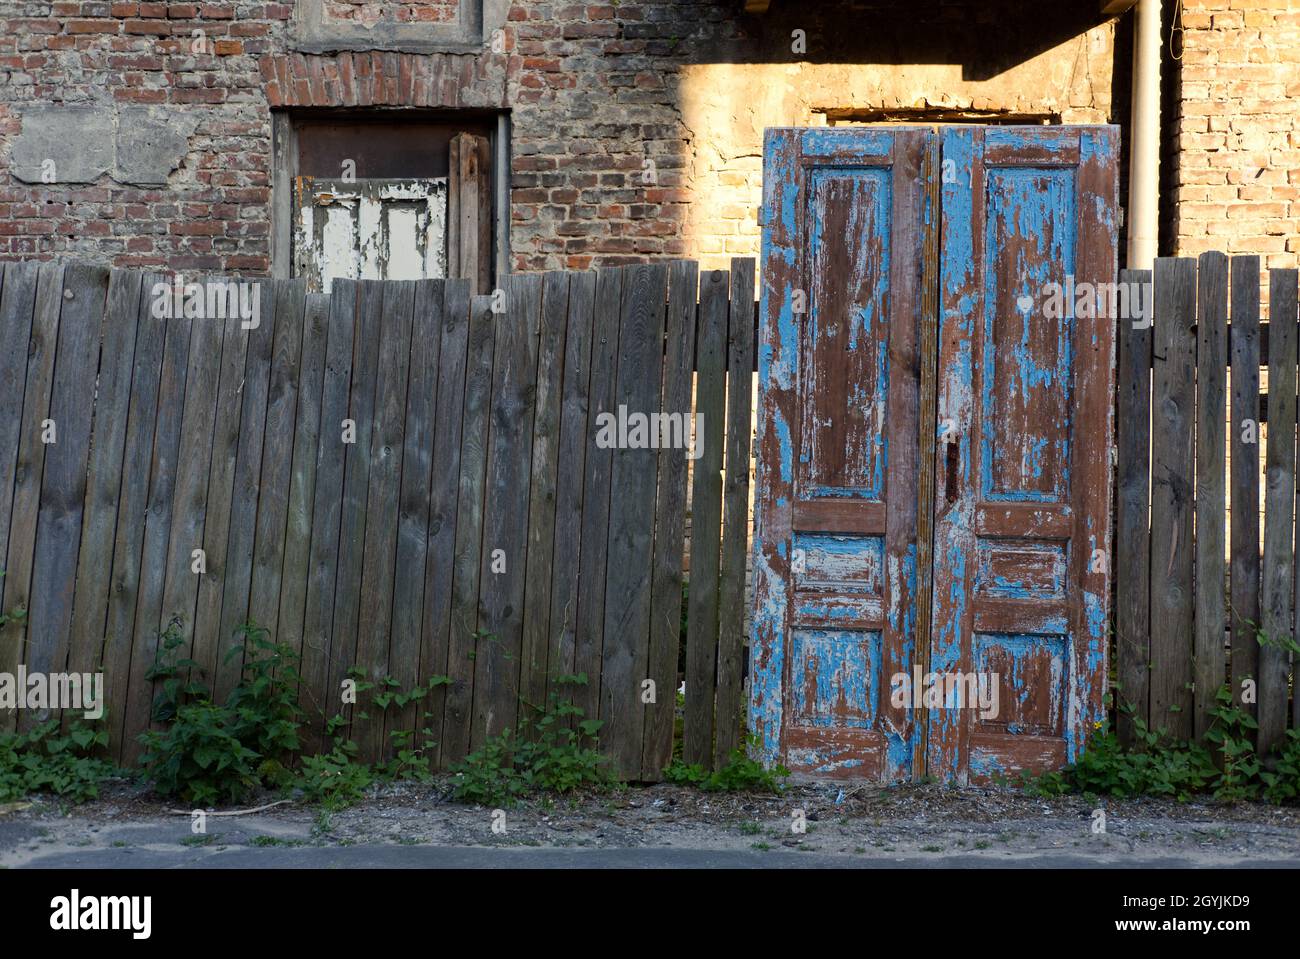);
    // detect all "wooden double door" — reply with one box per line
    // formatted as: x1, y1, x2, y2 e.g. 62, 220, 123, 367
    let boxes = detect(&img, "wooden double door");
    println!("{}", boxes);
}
751, 125, 1119, 782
